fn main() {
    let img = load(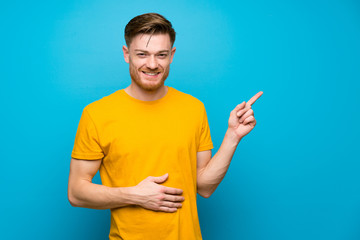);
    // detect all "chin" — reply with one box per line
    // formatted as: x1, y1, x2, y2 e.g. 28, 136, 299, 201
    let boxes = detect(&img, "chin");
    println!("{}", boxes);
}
130, 66, 169, 92
134, 78, 165, 91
